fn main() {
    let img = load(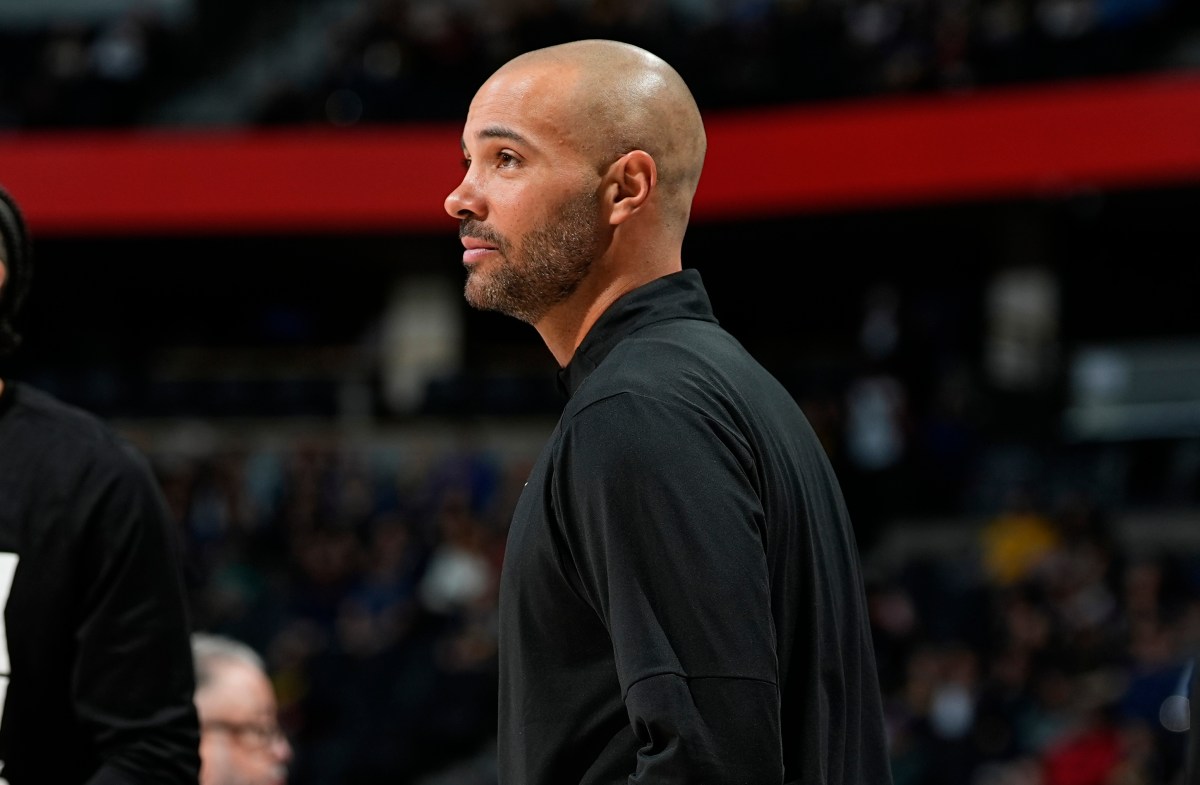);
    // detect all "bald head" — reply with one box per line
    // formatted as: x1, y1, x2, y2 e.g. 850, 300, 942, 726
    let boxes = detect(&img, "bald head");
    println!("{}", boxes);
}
447, 39, 707, 357
490, 39, 707, 227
